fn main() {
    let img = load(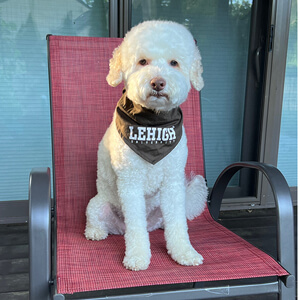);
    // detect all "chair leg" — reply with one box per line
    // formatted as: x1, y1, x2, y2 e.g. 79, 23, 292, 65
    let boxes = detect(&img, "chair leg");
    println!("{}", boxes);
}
29, 168, 52, 300
53, 294, 65, 300
280, 281, 295, 300
279, 275, 296, 300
